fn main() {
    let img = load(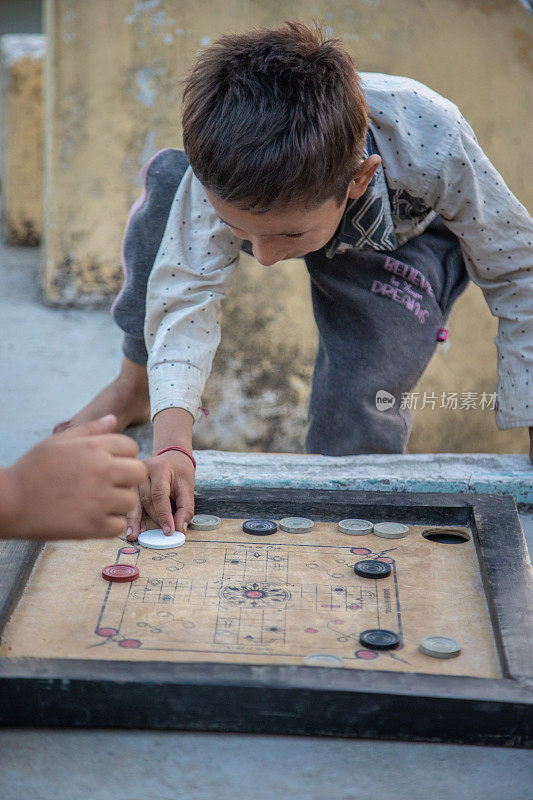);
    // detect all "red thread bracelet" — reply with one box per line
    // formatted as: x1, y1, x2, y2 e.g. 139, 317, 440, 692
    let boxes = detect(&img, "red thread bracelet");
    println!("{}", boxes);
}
155, 446, 197, 470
